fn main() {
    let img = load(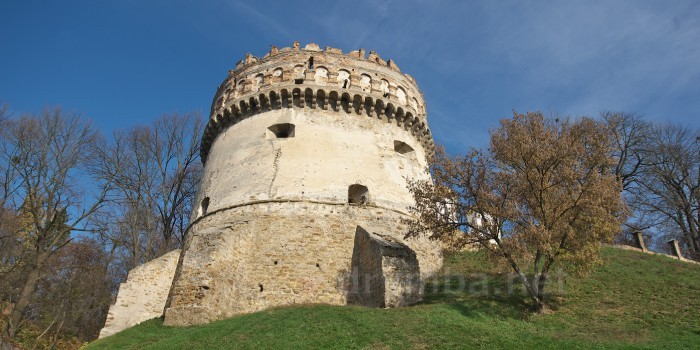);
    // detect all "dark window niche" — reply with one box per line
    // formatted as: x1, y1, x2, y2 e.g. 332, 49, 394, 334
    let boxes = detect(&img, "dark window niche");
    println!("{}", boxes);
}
267, 123, 295, 139
200, 197, 210, 216
348, 184, 369, 205
393, 140, 415, 155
